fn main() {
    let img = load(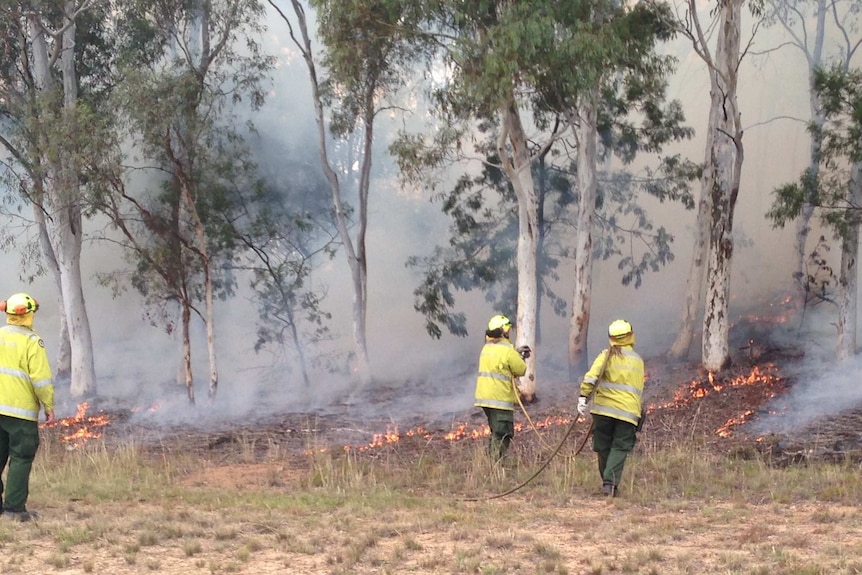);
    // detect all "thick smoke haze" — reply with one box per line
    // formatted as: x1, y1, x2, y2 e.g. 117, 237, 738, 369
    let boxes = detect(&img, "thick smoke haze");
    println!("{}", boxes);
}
1, 4, 857, 436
